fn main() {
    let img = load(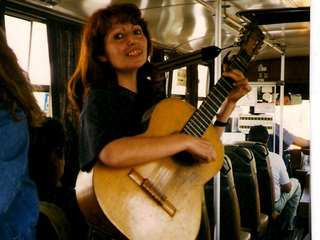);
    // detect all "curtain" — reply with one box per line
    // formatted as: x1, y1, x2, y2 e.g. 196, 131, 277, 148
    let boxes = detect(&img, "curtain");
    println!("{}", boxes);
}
186, 64, 199, 108
47, 20, 83, 188
0, 6, 5, 30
